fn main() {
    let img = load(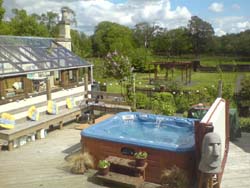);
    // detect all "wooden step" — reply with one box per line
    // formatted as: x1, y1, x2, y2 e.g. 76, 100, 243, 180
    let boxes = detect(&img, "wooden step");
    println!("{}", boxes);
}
106, 156, 148, 178
95, 171, 144, 188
